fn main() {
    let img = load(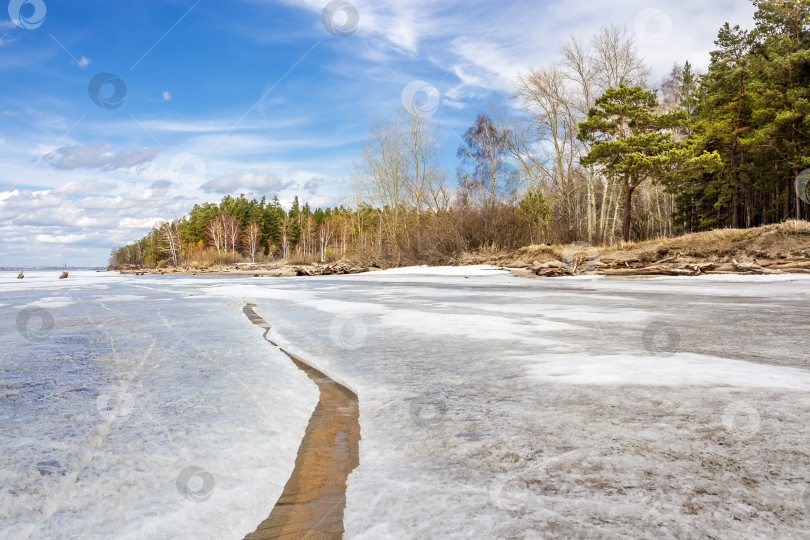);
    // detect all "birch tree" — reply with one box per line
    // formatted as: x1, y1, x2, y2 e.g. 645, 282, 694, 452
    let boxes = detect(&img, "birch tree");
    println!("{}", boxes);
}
158, 219, 181, 266
244, 221, 262, 263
